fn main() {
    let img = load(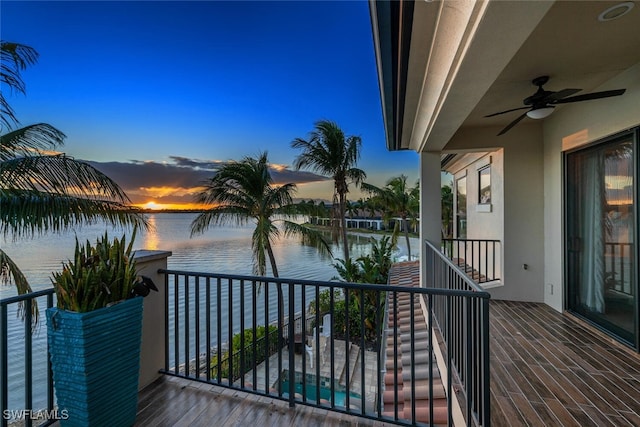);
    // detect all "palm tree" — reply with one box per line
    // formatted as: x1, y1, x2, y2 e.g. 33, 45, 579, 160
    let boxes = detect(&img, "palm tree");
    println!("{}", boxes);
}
1, 41, 147, 303
190, 152, 331, 329
345, 200, 359, 229
191, 152, 330, 277
362, 175, 419, 260
291, 120, 366, 260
